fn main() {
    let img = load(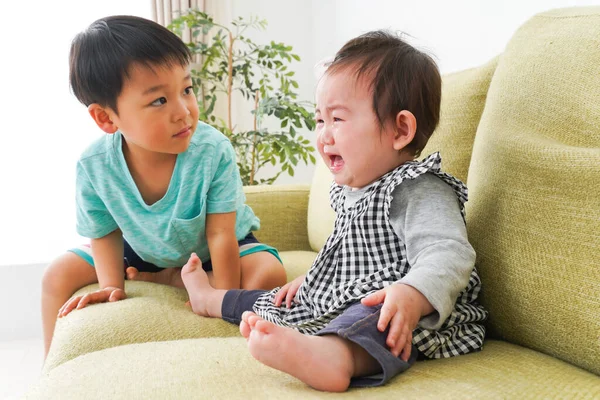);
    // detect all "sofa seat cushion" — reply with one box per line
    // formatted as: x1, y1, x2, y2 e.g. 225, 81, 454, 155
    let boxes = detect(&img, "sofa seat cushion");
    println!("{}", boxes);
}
44, 250, 317, 372
44, 281, 239, 373
30, 339, 600, 399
